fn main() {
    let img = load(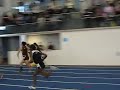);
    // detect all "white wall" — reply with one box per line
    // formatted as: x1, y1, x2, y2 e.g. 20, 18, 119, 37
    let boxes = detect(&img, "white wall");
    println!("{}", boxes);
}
19, 35, 27, 46
44, 29, 120, 66
27, 34, 60, 49
8, 51, 22, 65
8, 28, 120, 66
58, 29, 120, 65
